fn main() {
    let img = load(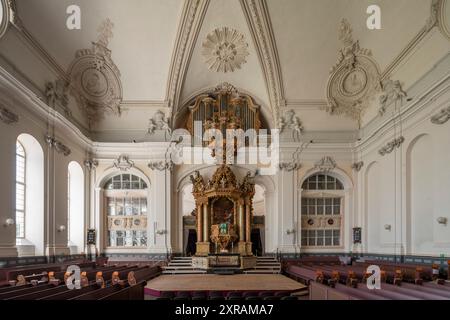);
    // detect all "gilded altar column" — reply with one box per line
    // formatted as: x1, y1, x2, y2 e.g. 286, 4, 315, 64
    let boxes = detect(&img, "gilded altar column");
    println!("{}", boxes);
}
245, 199, 251, 243
197, 202, 203, 243
203, 201, 209, 243
238, 200, 245, 241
